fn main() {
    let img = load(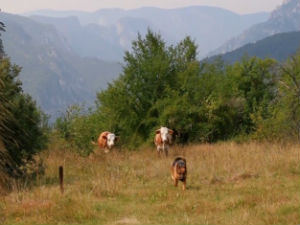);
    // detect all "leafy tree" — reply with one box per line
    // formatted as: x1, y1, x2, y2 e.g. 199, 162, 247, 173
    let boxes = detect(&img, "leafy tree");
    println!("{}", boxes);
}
255, 51, 300, 139
226, 57, 277, 134
0, 57, 48, 179
279, 51, 300, 138
95, 30, 200, 147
